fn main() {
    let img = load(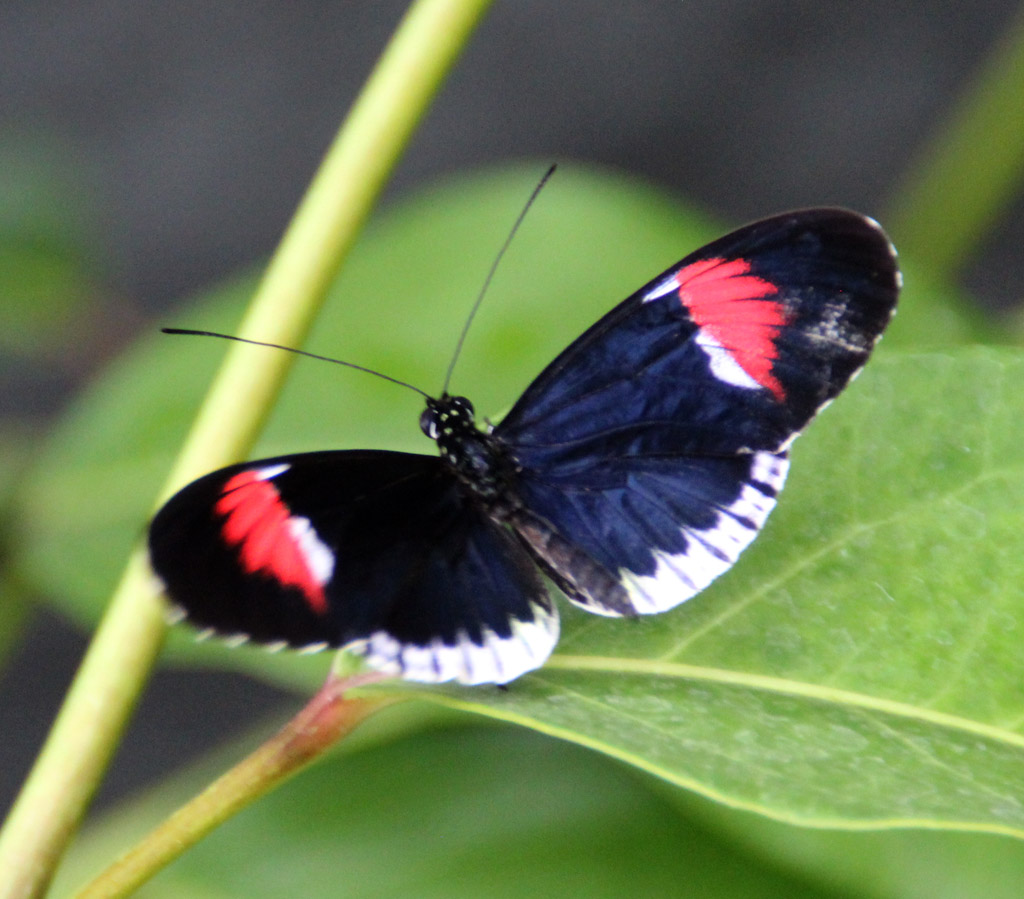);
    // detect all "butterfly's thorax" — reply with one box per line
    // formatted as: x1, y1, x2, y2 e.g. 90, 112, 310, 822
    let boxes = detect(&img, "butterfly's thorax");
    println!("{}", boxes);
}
420, 395, 517, 511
